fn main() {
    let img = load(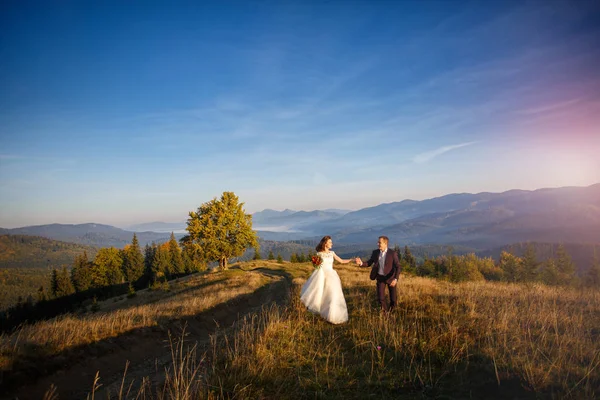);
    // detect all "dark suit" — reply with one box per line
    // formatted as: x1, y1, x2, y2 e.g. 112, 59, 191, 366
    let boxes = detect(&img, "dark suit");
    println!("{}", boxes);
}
363, 248, 401, 311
